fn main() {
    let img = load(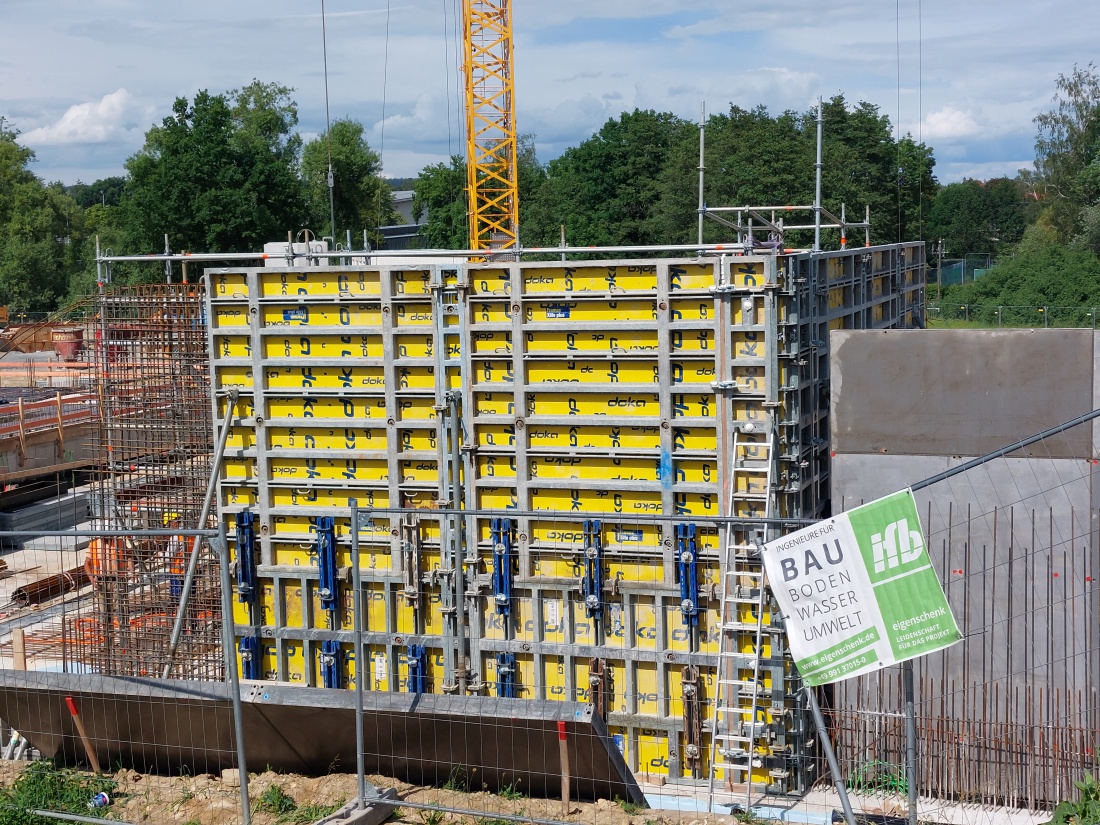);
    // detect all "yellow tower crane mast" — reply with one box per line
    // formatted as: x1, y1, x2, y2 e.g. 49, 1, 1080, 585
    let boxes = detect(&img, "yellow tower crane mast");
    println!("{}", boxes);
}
462, 0, 518, 252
